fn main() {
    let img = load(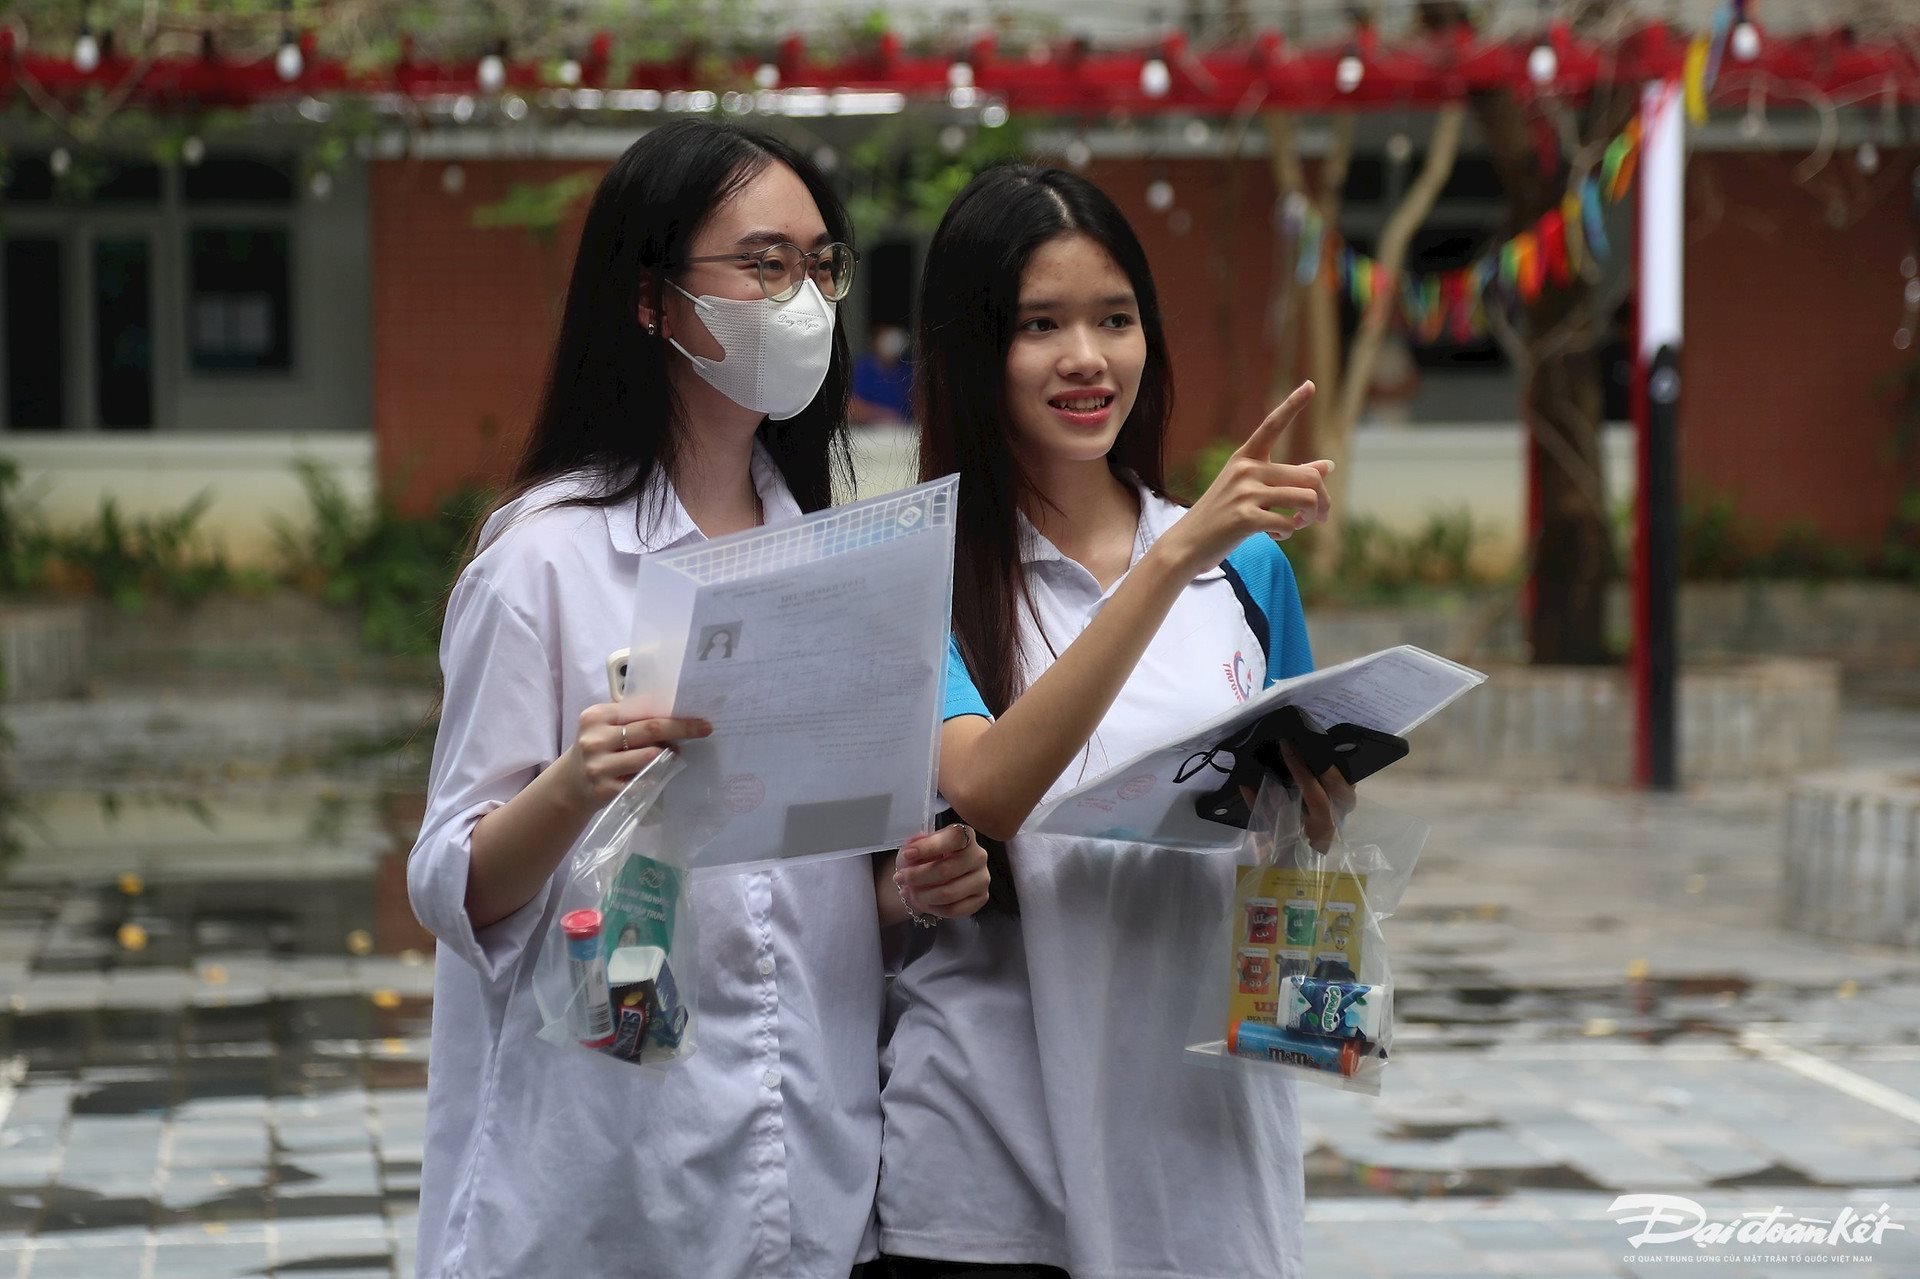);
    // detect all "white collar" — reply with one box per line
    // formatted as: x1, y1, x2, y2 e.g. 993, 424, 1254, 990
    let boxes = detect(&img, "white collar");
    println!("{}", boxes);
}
1017, 479, 1225, 583
601, 438, 800, 555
